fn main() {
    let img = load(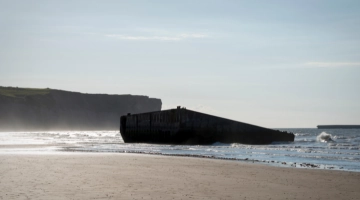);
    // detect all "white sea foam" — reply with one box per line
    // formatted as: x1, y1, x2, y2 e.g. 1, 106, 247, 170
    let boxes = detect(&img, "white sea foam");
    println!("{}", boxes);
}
333, 135, 347, 140
295, 133, 311, 136
296, 138, 316, 142
316, 132, 334, 143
